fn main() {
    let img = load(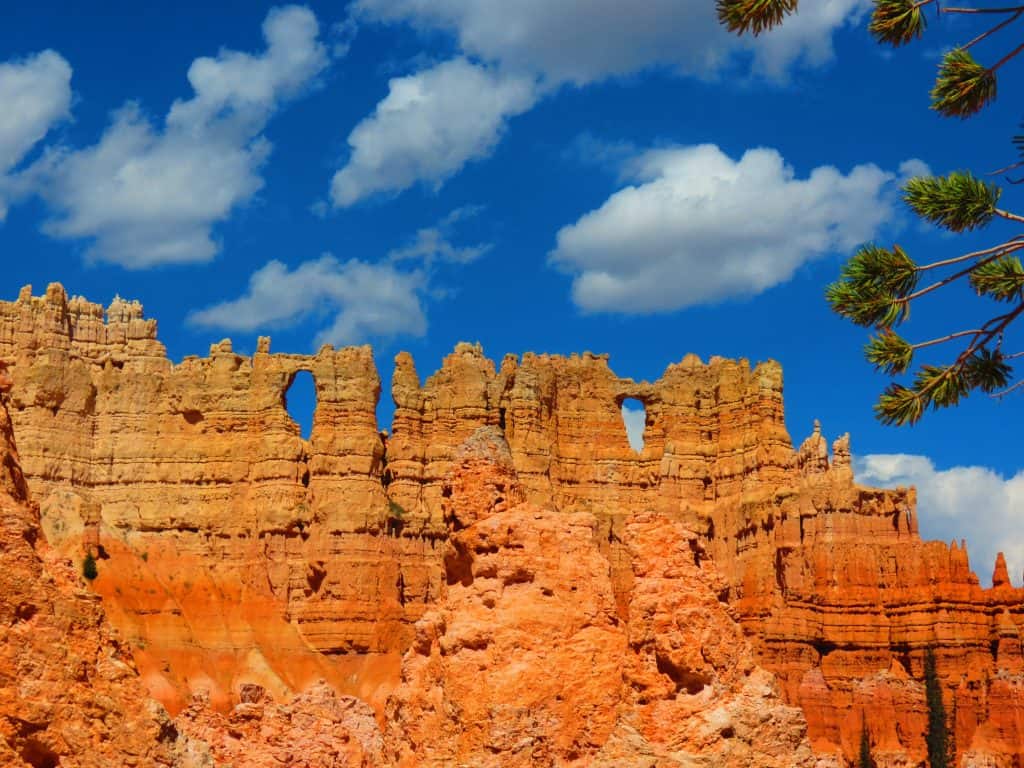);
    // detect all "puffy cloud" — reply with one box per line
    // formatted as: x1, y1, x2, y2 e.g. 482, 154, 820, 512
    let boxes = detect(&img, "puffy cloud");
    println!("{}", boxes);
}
35, 5, 328, 268
353, 0, 868, 85
188, 255, 427, 346
856, 454, 1024, 587
330, 58, 536, 206
549, 143, 899, 314
334, 1, 868, 207
0, 50, 72, 218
